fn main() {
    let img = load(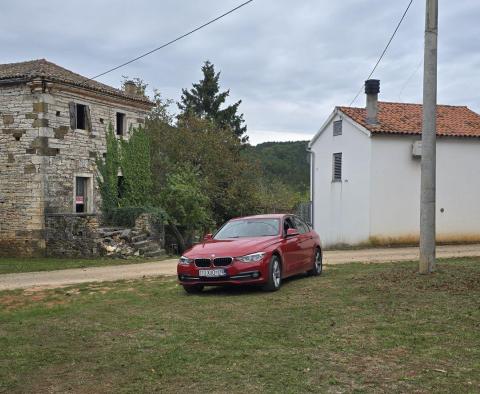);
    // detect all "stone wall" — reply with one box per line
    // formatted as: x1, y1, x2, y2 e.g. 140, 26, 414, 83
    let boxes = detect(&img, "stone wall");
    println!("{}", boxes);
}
0, 79, 151, 257
45, 213, 100, 258
0, 83, 46, 256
